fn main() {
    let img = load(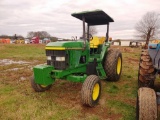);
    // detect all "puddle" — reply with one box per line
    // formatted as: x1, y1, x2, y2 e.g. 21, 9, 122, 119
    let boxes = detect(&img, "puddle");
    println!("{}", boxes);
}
0, 59, 46, 72
0, 59, 30, 65
9, 68, 20, 71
